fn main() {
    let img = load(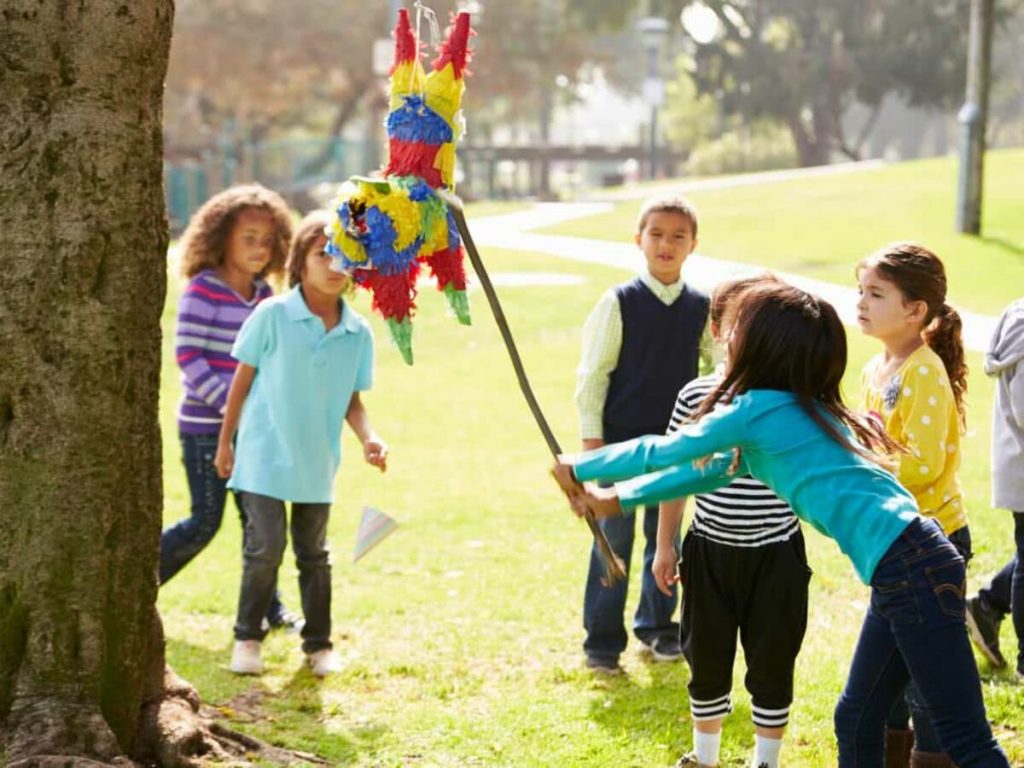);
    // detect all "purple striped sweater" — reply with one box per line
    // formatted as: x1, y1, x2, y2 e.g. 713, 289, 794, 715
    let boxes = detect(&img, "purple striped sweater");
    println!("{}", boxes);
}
175, 269, 273, 434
